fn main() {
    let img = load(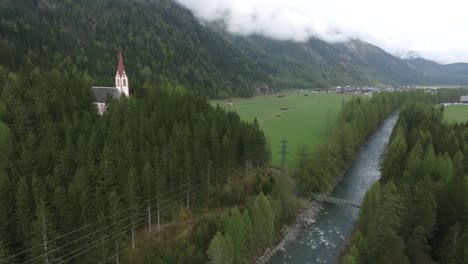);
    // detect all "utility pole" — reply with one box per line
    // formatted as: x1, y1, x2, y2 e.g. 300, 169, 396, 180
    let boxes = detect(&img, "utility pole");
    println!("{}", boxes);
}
207, 161, 212, 199
186, 173, 190, 209
326, 109, 331, 133
42, 215, 49, 264
131, 217, 135, 249
146, 172, 151, 233
157, 194, 160, 230
115, 241, 119, 264
147, 199, 151, 233
207, 161, 211, 186
279, 138, 288, 176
